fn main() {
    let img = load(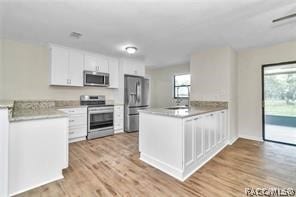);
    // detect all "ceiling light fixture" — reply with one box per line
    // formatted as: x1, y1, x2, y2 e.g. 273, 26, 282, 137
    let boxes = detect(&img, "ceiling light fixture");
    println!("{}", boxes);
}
125, 46, 138, 54
70, 32, 82, 39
